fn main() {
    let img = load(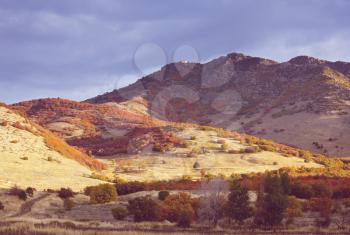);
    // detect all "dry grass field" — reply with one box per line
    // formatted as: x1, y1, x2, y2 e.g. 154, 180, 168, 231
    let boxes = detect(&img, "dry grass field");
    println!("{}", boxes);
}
108, 128, 322, 181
